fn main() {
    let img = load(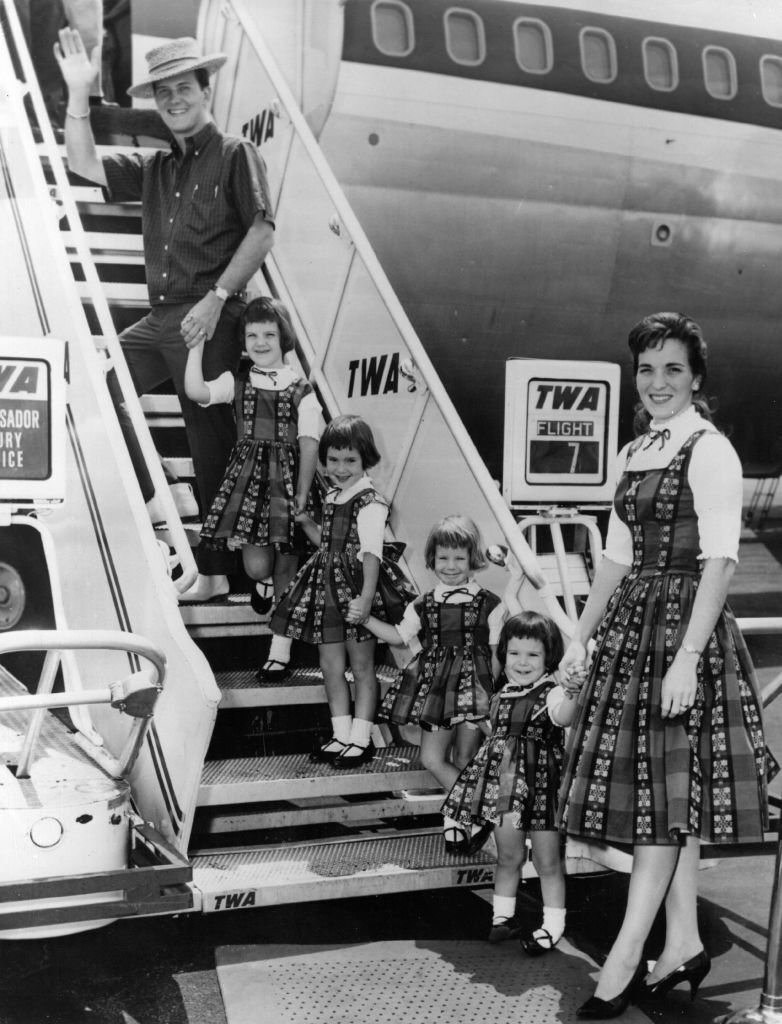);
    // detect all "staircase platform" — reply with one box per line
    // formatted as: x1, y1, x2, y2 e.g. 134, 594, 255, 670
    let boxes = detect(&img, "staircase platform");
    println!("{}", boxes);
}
215, 664, 398, 709
191, 829, 498, 910
199, 745, 430, 806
